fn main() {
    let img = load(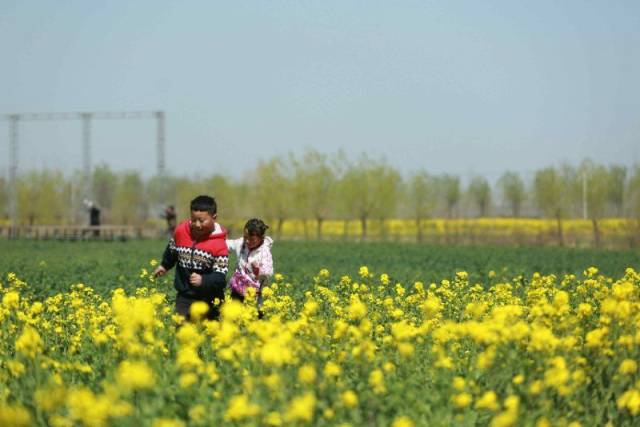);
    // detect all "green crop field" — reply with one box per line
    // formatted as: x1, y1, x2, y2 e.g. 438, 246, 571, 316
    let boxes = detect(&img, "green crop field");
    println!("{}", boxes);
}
2, 239, 638, 299
2, 239, 640, 426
